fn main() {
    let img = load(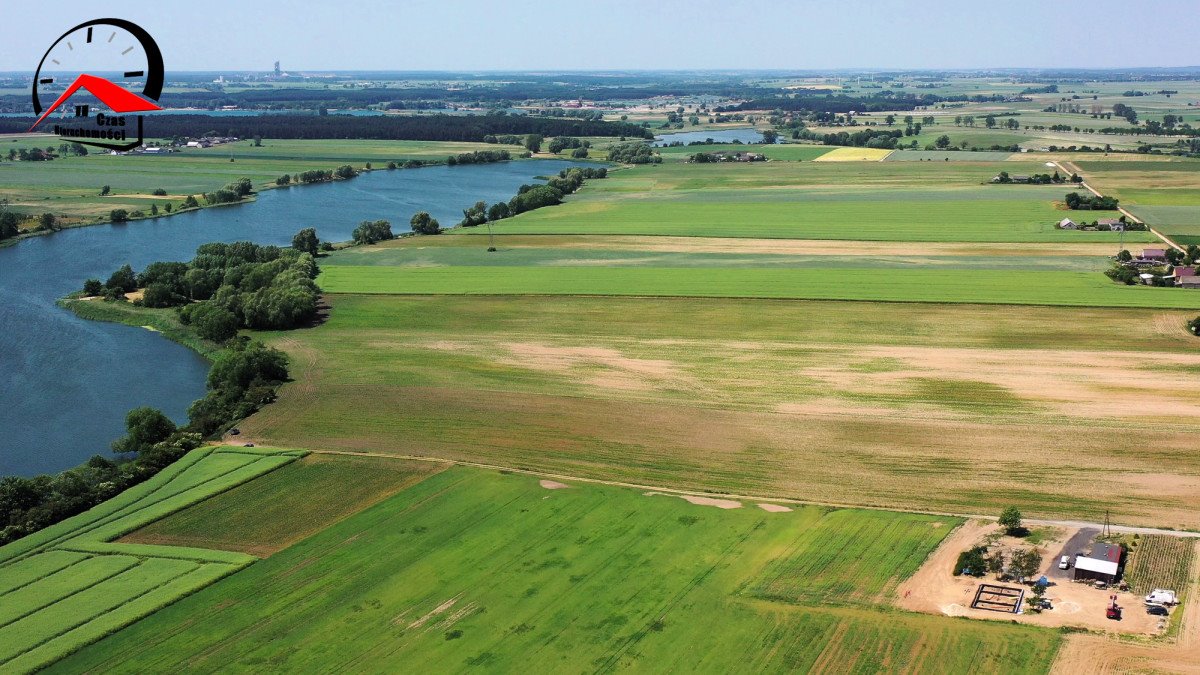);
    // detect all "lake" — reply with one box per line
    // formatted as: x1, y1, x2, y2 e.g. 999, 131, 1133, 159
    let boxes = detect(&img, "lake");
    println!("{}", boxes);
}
0, 158, 586, 477
653, 127, 775, 147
